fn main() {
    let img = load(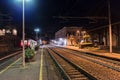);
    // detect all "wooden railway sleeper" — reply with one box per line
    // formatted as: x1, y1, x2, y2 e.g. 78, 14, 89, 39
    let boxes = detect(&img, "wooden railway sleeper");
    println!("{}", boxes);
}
67, 72, 80, 75
72, 77, 88, 80
67, 69, 79, 72
70, 74, 86, 78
